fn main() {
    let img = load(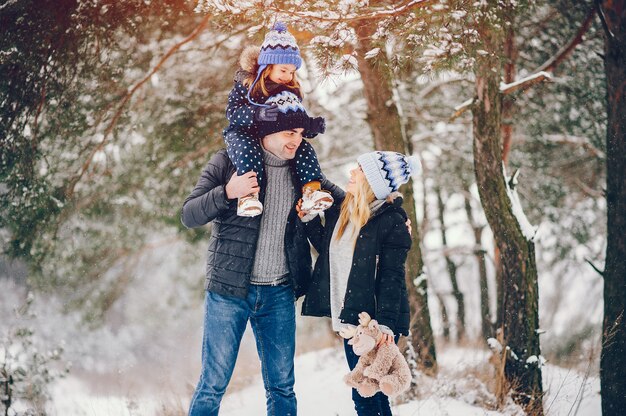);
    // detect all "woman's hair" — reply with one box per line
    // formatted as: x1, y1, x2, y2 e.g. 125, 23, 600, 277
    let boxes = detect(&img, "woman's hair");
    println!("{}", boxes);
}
243, 64, 302, 100
335, 175, 376, 241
